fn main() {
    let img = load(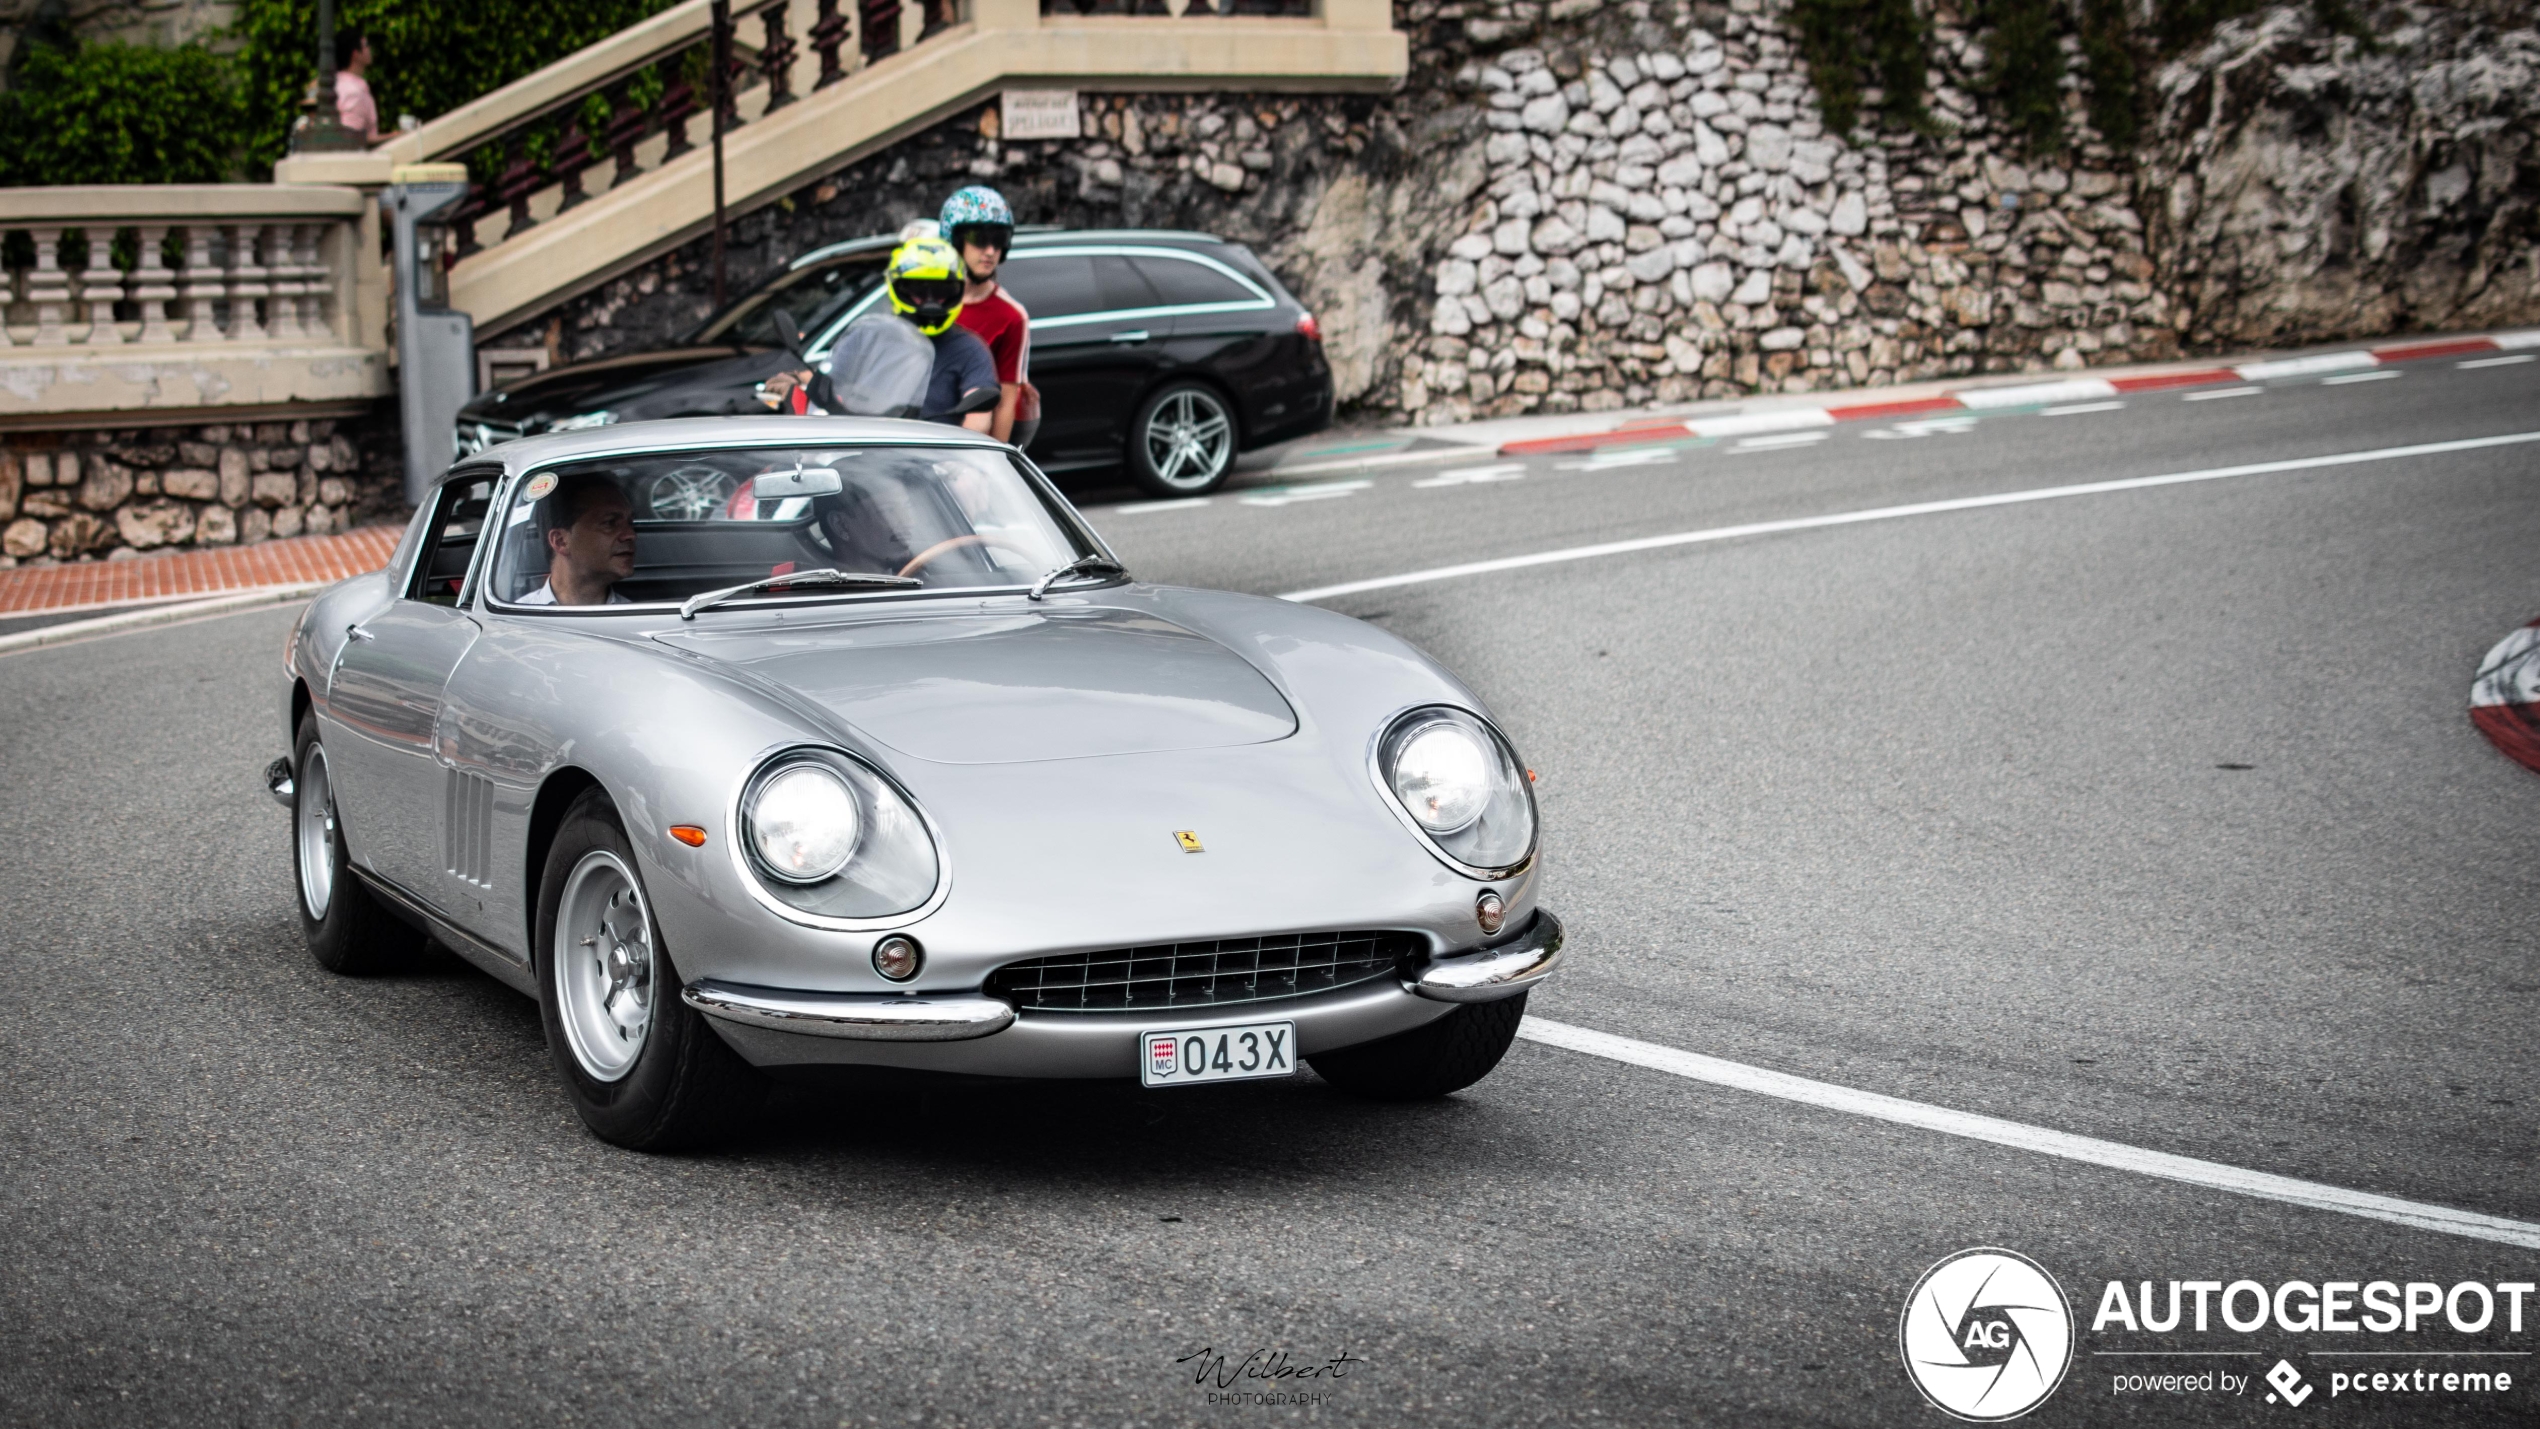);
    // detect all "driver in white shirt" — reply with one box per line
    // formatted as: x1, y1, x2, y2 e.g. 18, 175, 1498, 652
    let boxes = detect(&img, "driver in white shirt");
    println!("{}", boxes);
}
517, 473, 636, 606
